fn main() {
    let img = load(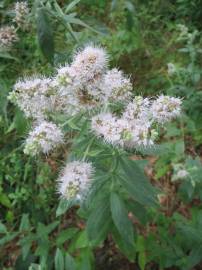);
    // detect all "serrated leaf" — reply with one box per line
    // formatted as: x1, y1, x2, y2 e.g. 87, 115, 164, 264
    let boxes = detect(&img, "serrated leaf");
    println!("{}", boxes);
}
19, 214, 30, 232
119, 157, 158, 207
19, 234, 35, 260
0, 232, 18, 246
13, 109, 28, 135
137, 235, 146, 270
74, 230, 89, 249
86, 198, 111, 246
127, 200, 149, 225
56, 228, 78, 246
65, 253, 76, 270
36, 7, 54, 63
110, 192, 134, 245
0, 222, 7, 234
0, 51, 19, 61
56, 198, 74, 217
55, 248, 64, 270
185, 245, 202, 270
0, 193, 11, 208
65, 0, 80, 13
111, 225, 135, 261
